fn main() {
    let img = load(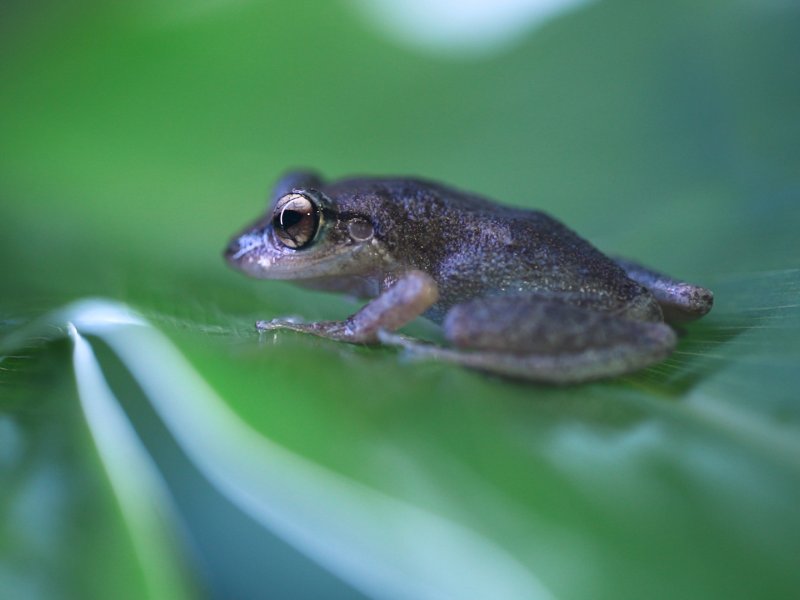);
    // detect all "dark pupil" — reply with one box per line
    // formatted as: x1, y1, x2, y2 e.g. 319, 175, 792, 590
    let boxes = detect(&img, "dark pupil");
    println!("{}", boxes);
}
281, 209, 304, 228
